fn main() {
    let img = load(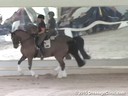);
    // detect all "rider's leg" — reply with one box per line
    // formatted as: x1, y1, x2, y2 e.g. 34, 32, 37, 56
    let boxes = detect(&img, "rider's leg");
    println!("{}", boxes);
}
35, 36, 39, 48
37, 33, 46, 60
